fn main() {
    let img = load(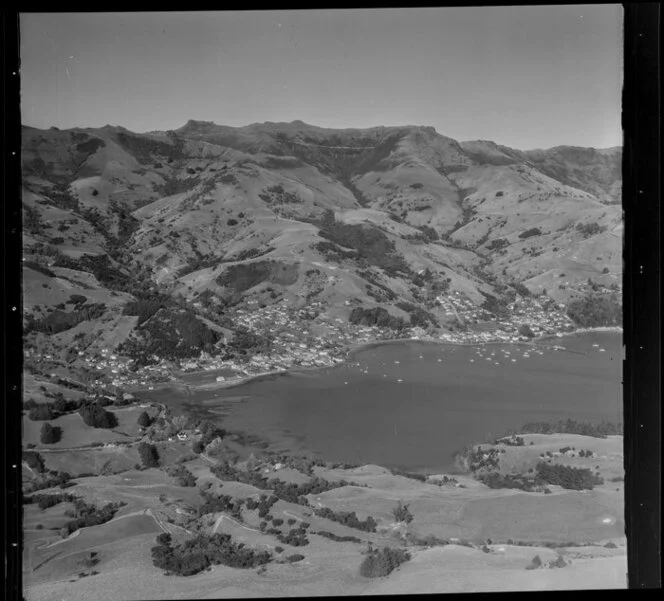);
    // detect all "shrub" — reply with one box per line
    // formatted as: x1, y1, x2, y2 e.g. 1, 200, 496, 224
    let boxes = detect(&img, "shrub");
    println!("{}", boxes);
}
40, 423, 62, 444
287, 554, 305, 563
525, 554, 542, 570
168, 464, 196, 487
391, 502, 414, 524
226, 219, 238, 226
549, 555, 567, 568
359, 547, 411, 578
518, 228, 541, 239
315, 531, 362, 543
576, 222, 606, 237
